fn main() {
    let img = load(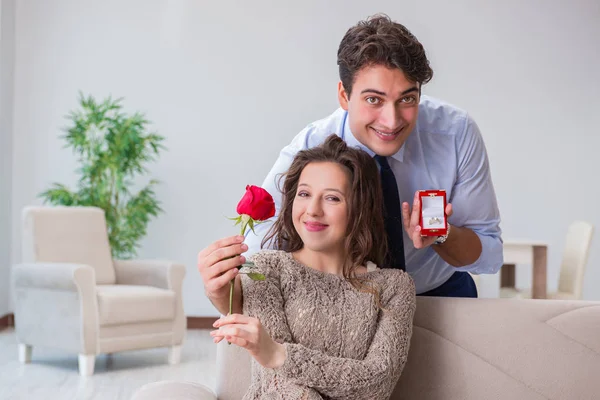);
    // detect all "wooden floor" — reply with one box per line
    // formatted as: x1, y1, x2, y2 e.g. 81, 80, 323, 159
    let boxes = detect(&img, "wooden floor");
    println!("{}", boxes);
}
0, 328, 218, 400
